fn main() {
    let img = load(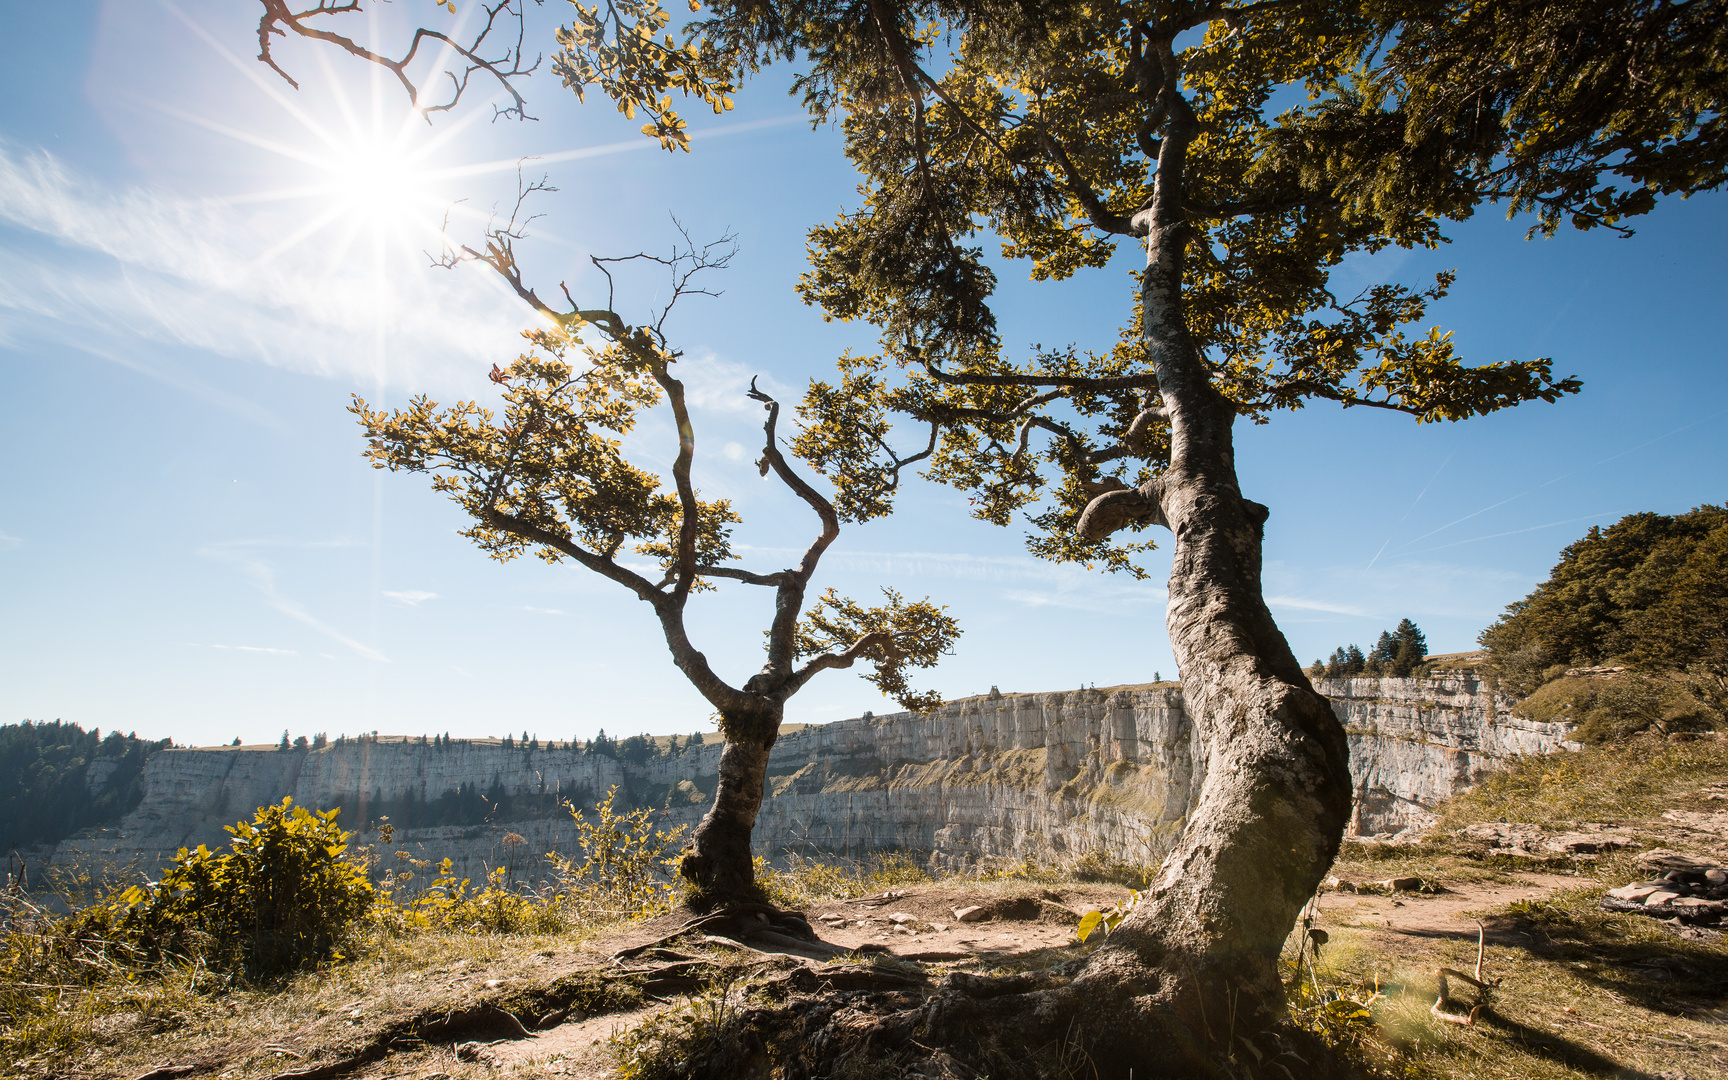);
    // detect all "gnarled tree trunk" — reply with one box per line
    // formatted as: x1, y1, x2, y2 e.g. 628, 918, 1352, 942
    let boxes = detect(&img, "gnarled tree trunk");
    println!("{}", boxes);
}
679, 707, 781, 902
730, 100, 1355, 1080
